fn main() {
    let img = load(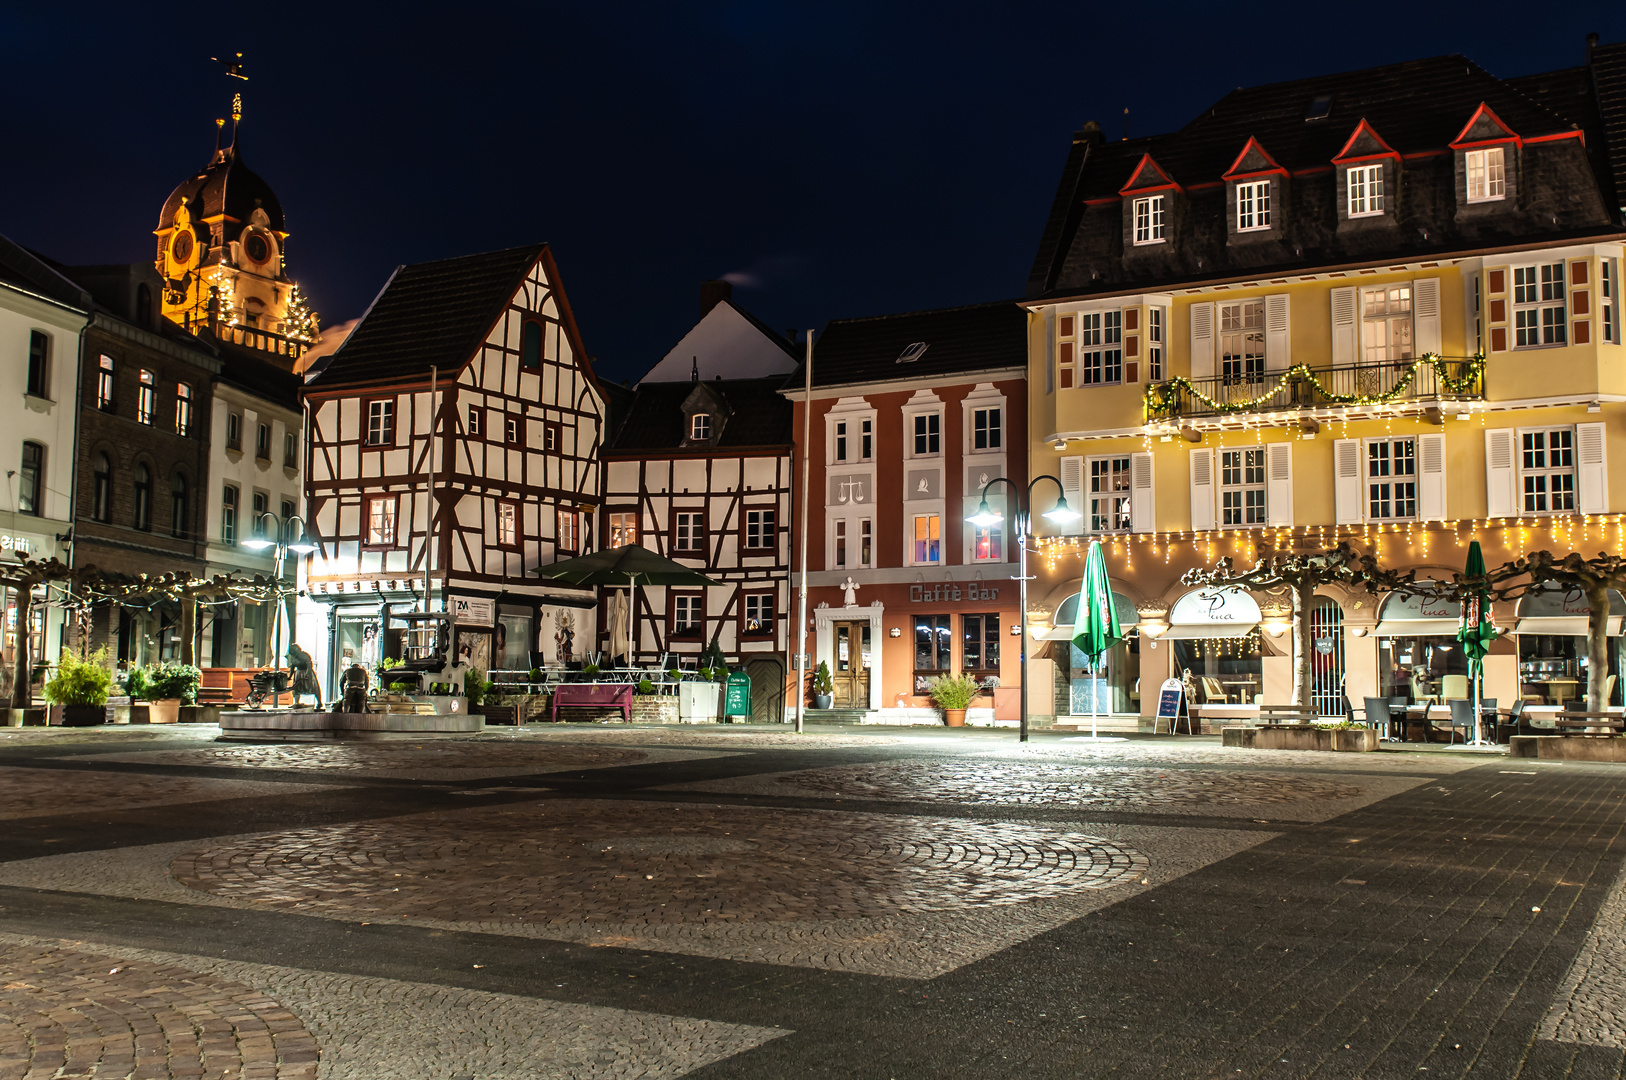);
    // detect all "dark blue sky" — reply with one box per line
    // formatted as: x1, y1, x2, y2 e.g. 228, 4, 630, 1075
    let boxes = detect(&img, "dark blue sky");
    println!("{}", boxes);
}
5, 3, 1624, 384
